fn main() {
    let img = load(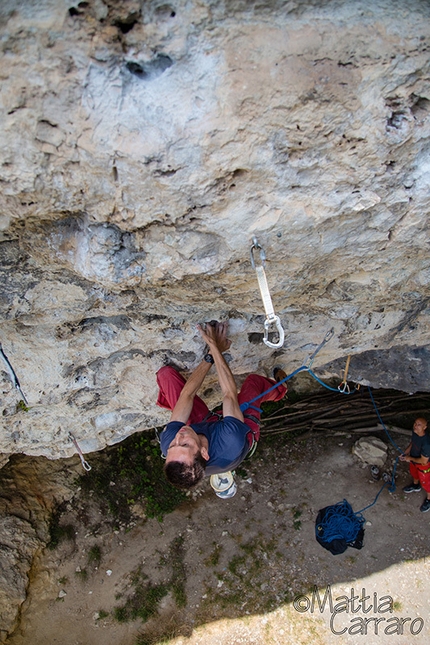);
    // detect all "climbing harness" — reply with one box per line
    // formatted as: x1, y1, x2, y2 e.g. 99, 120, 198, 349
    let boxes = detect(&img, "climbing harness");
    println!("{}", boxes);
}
250, 237, 284, 349
0, 342, 28, 405
69, 432, 92, 471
